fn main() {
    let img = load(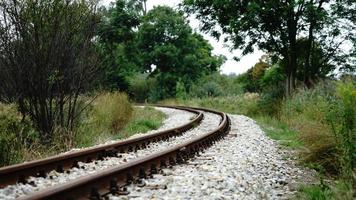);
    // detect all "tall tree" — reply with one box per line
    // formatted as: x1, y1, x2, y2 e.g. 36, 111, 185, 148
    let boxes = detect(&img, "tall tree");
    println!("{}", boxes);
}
137, 6, 225, 99
183, 0, 354, 95
97, 0, 143, 90
0, 0, 100, 143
